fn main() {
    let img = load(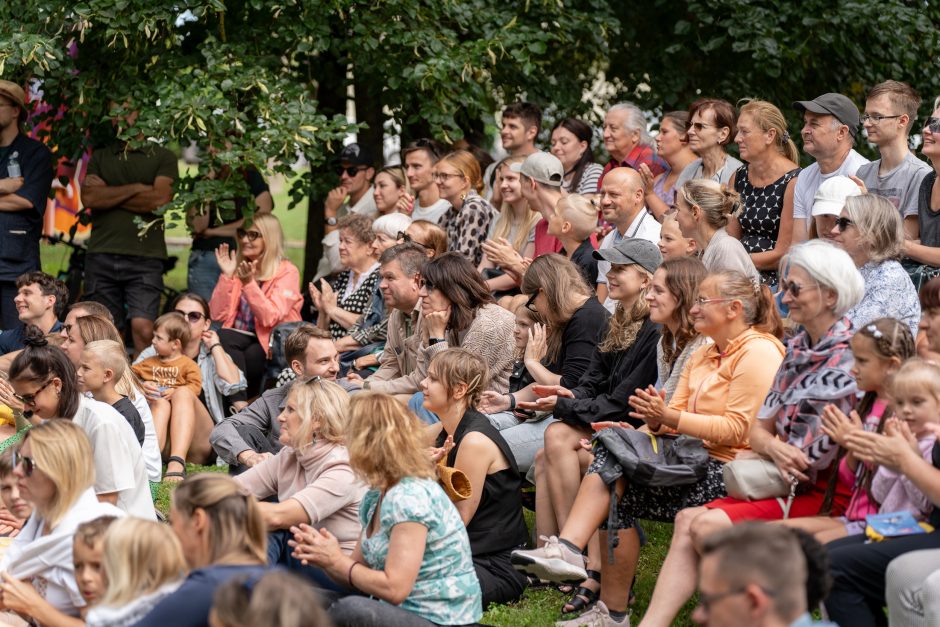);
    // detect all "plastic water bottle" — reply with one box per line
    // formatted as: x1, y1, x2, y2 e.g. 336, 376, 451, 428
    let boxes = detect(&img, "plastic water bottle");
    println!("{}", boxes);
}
6, 152, 20, 178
